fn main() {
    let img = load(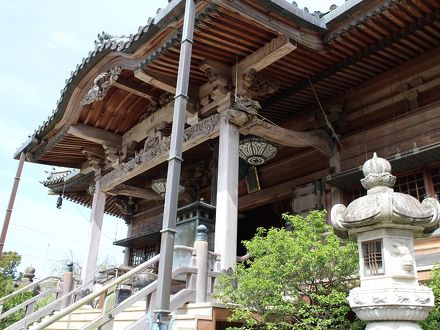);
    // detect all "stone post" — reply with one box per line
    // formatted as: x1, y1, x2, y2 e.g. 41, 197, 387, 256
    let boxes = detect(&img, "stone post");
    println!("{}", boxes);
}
81, 170, 106, 287
331, 153, 440, 330
195, 225, 209, 303
123, 220, 132, 266
214, 112, 239, 271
